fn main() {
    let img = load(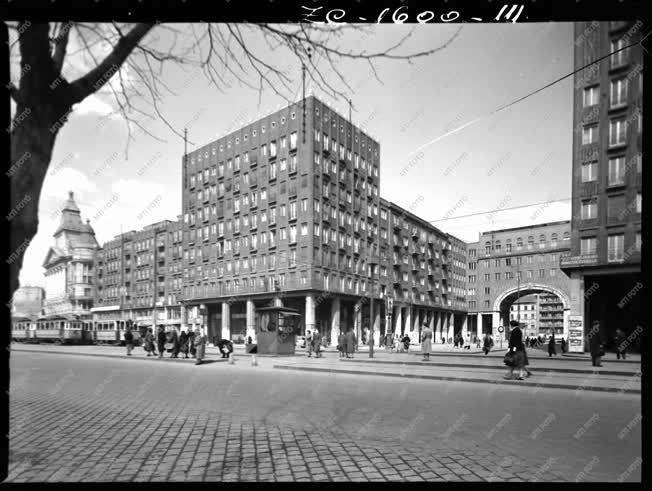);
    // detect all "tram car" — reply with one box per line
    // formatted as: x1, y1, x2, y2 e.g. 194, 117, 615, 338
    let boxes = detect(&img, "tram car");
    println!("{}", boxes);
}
32, 316, 88, 344
11, 317, 37, 343
93, 320, 142, 346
